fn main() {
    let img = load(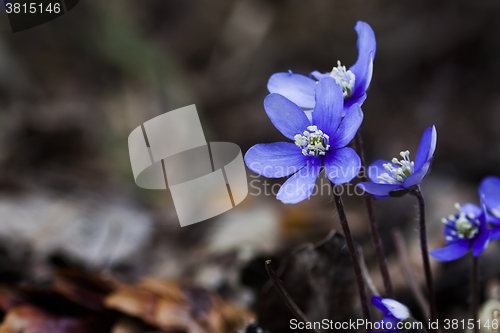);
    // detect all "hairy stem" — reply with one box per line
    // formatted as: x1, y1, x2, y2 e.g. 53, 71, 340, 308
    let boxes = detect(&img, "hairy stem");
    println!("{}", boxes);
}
333, 187, 371, 323
265, 260, 321, 333
412, 186, 438, 331
354, 132, 394, 298
472, 255, 479, 333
